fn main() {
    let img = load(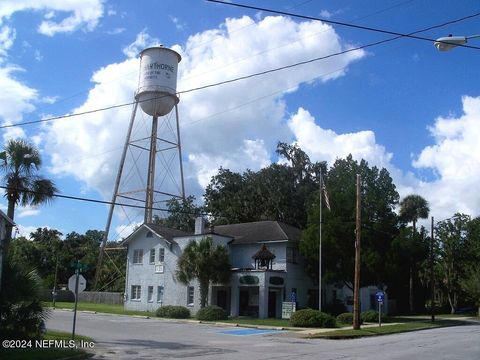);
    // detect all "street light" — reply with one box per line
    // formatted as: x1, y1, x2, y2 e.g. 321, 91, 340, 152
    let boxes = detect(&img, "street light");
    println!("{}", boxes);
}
434, 34, 480, 51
